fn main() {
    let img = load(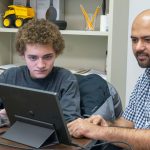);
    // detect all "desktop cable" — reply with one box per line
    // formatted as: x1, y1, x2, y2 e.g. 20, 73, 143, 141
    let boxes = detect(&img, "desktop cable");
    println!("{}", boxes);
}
71, 143, 87, 150
91, 140, 133, 150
